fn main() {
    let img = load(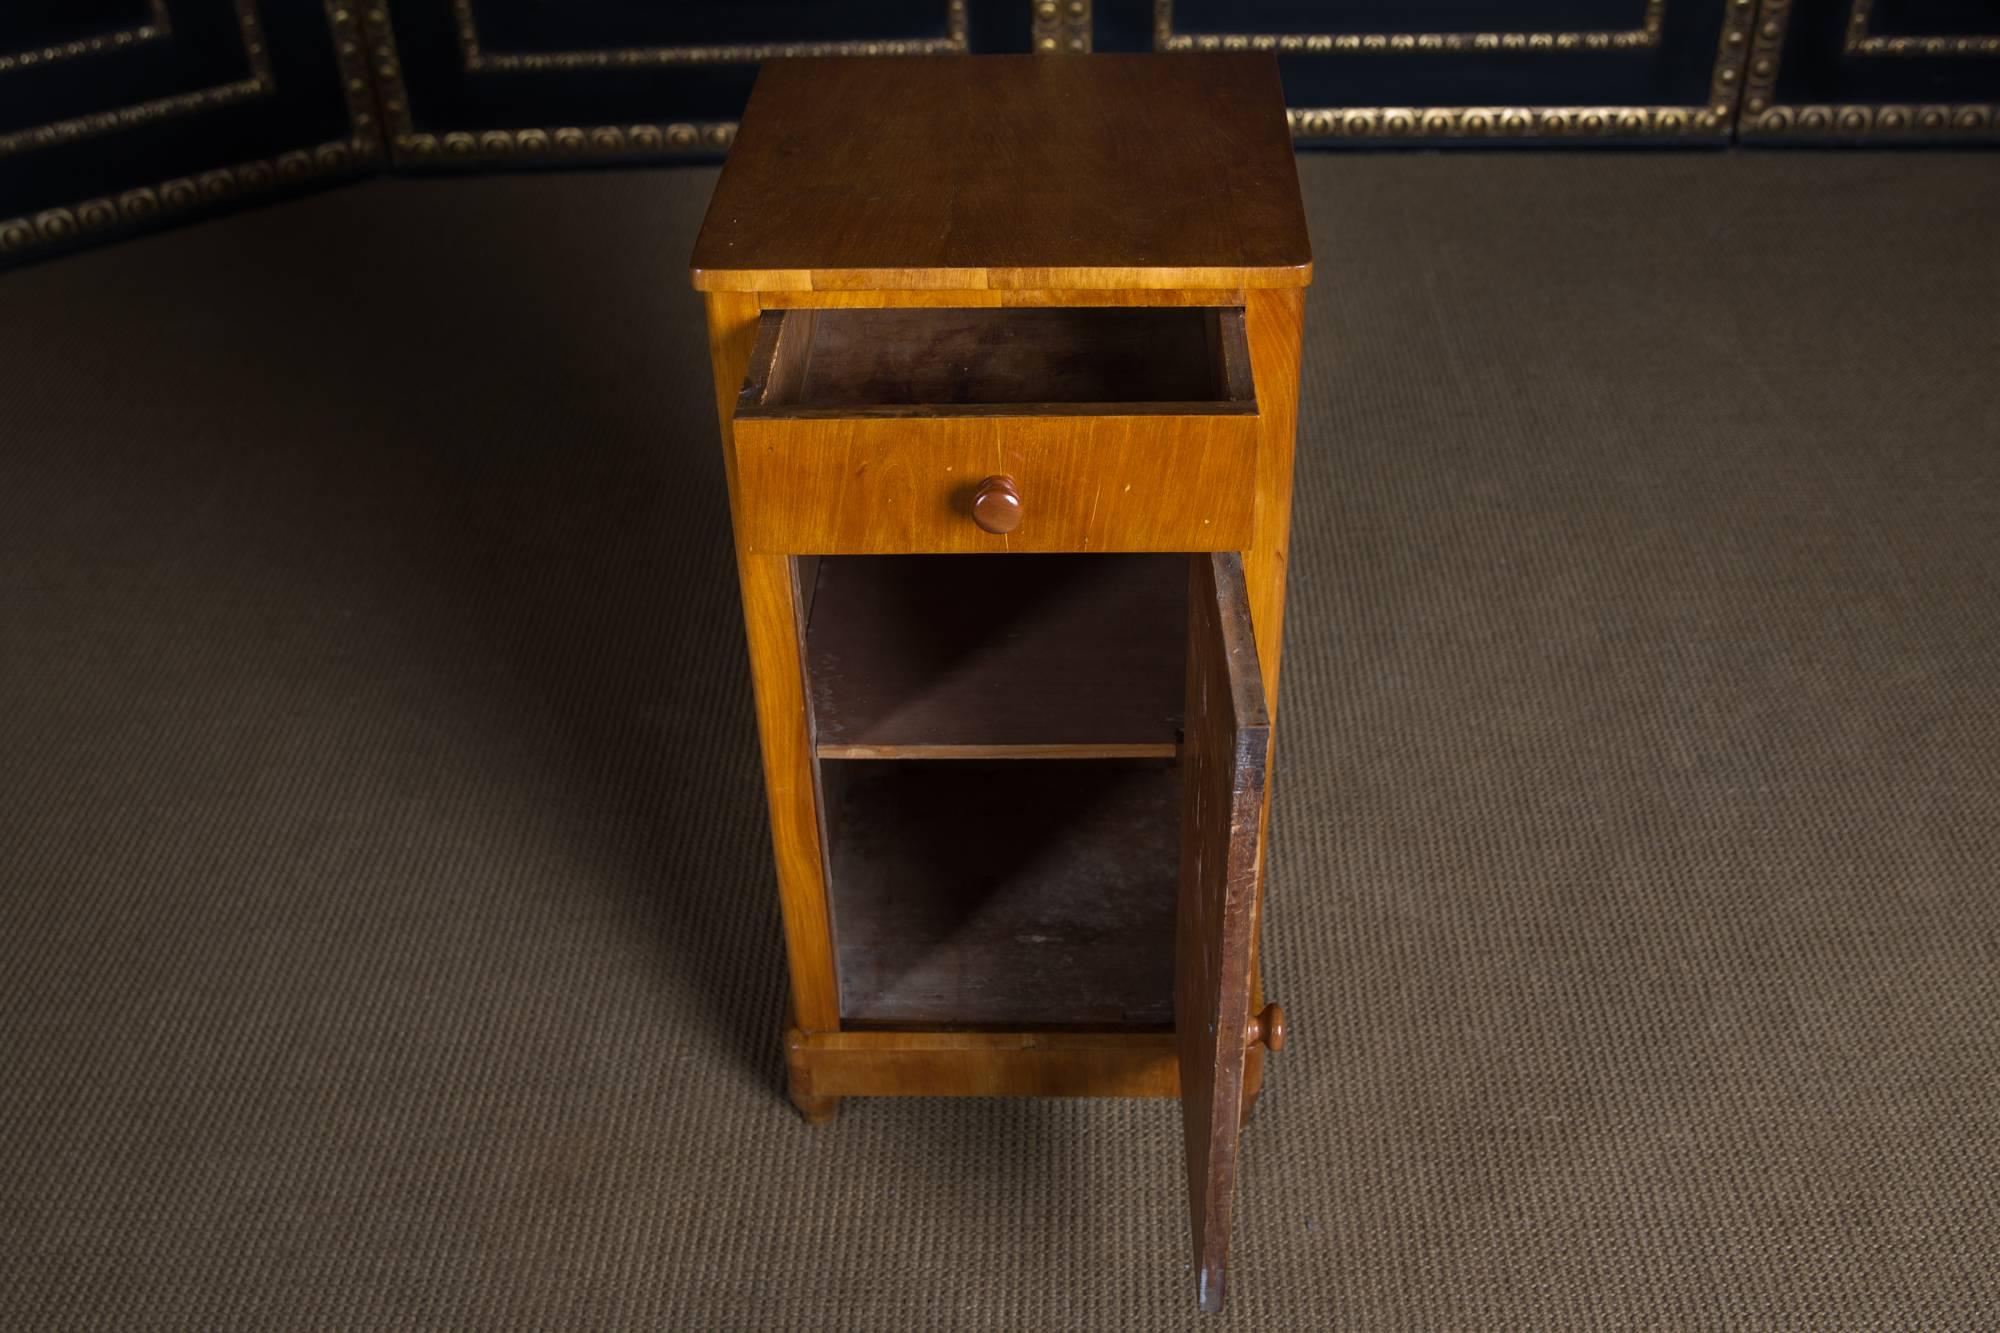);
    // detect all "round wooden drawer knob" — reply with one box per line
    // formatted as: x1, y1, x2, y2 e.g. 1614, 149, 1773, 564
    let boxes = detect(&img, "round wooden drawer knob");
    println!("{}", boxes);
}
1247, 1003, 1285, 1053
971, 474, 1023, 534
